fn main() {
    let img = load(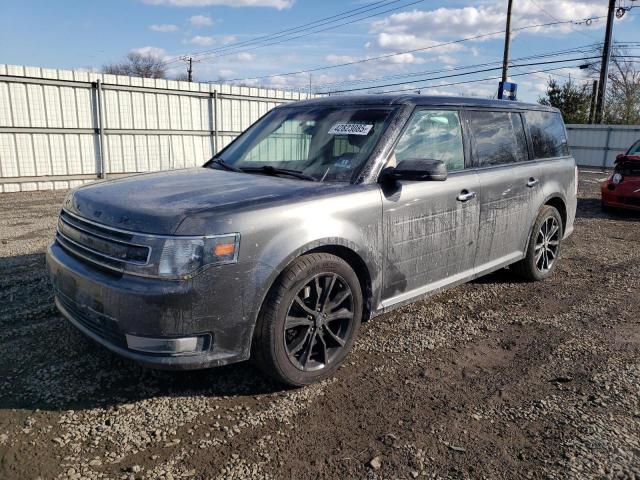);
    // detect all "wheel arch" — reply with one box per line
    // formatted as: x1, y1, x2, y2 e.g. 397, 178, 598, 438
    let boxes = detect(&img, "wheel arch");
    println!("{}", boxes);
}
544, 195, 567, 230
523, 194, 567, 254
258, 240, 374, 322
